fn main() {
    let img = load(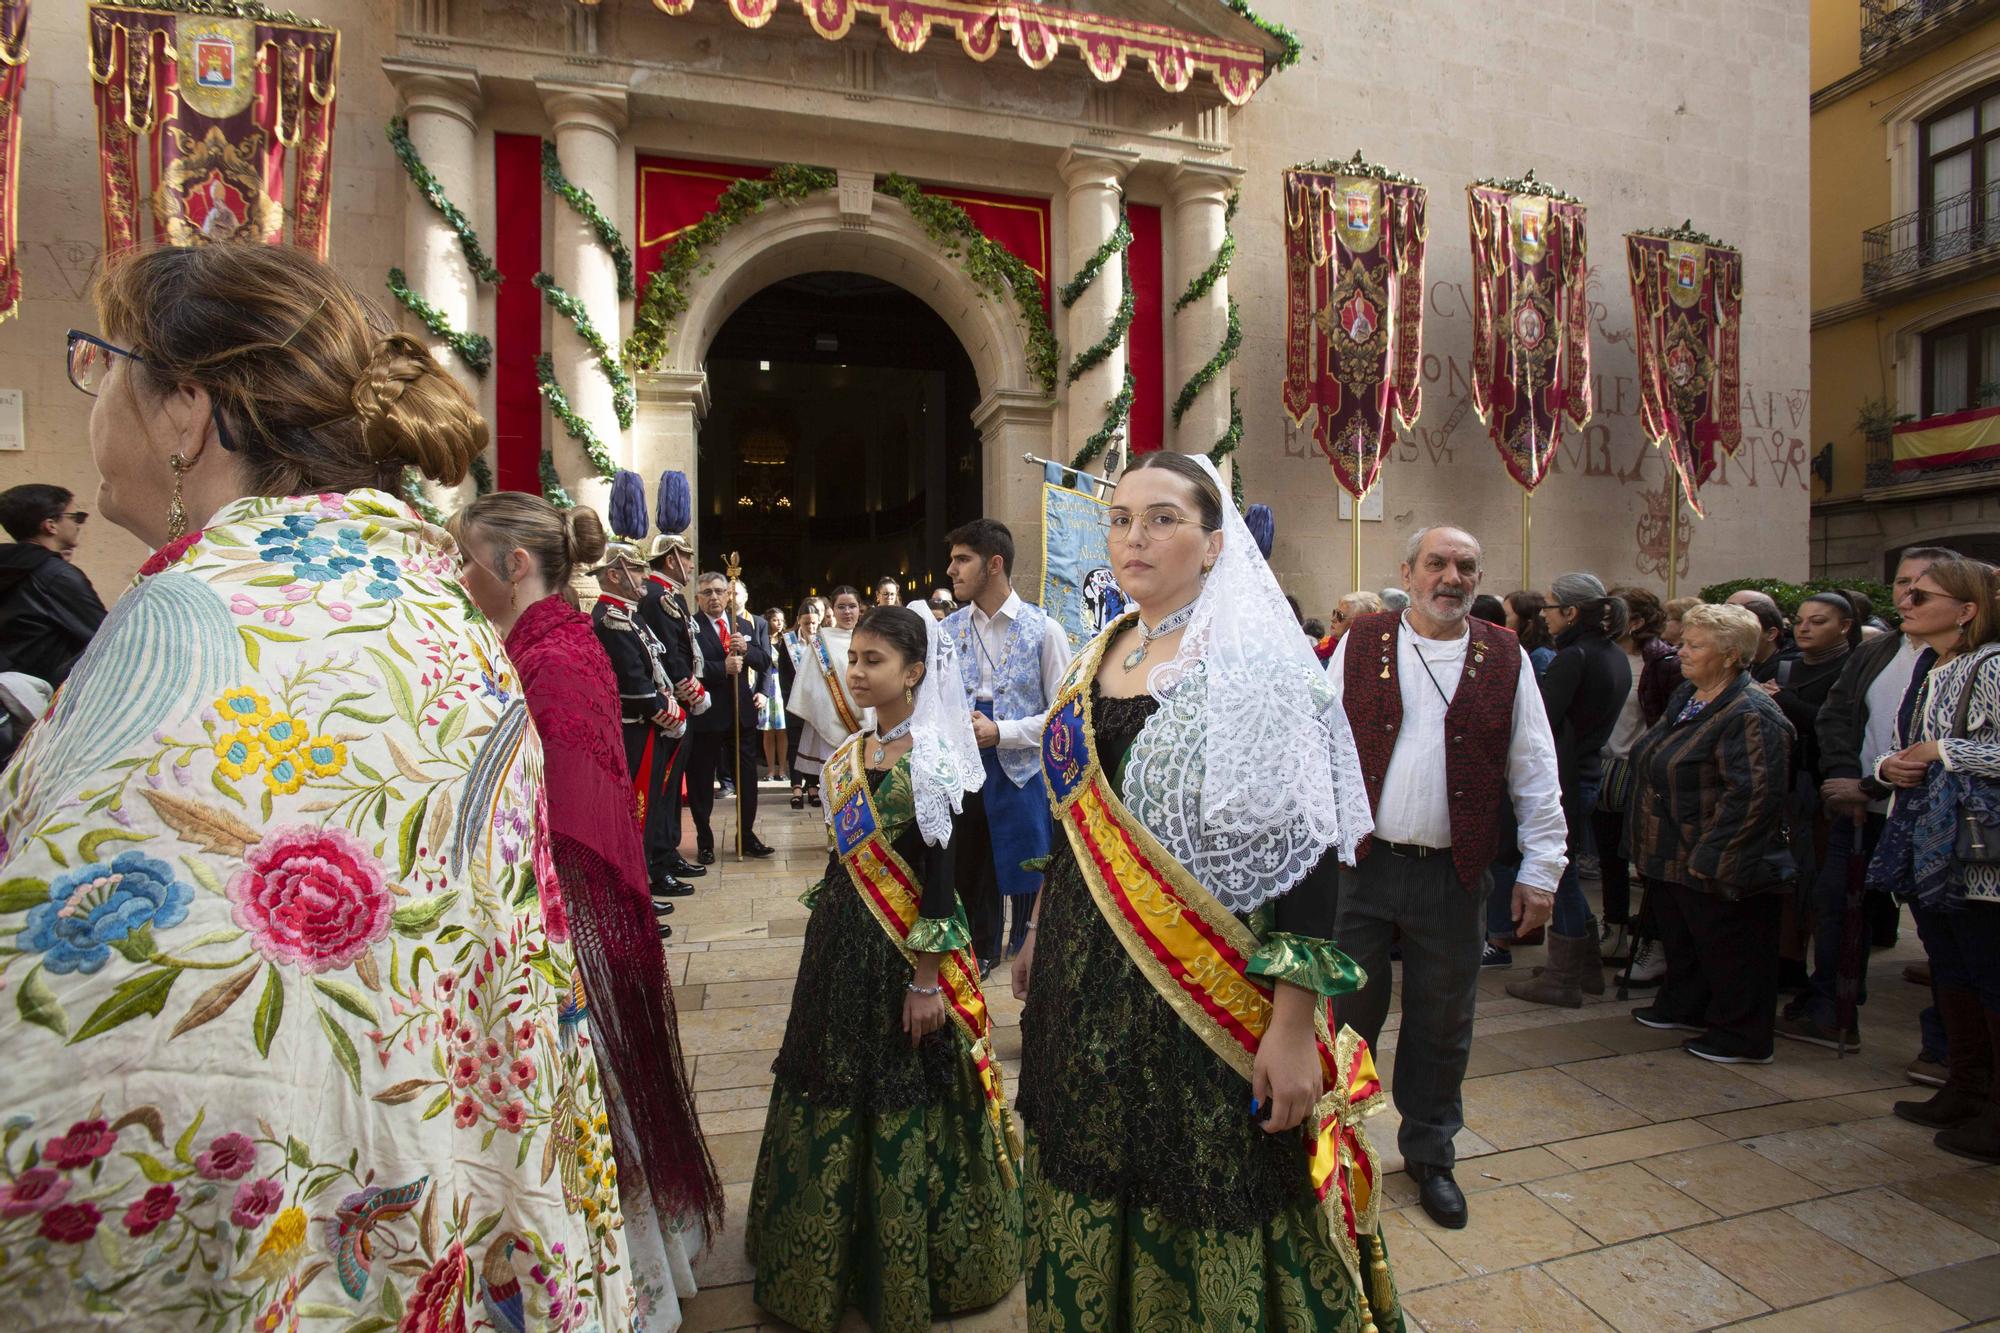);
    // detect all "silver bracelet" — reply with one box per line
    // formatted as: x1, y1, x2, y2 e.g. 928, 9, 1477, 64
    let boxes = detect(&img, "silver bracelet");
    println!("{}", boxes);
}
905, 981, 942, 996
1024, 921, 1038, 932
